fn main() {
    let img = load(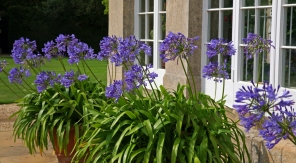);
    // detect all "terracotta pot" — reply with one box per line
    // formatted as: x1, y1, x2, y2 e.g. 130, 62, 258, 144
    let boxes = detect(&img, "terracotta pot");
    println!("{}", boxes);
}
53, 127, 84, 163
